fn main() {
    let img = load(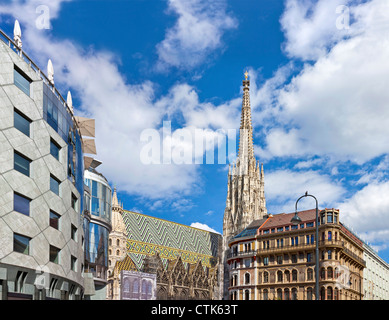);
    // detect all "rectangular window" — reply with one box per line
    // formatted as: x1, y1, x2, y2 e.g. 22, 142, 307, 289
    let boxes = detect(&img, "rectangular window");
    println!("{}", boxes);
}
277, 227, 283, 232
14, 109, 31, 136
71, 256, 77, 271
14, 233, 30, 254
307, 253, 312, 262
71, 224, 77, 241
50, 175, 60, 195
306, 222, 314, 228
50, 139, 60, 161
263, 257, 269, 266
277, 256, 283, 264
291, 224, 298, 230
14, 151, 31, 176
49, 245, 60, 264
71, 193, 78, 212
300, 223, 305, 229
14, 67, 31, 96
14, 192, 30, 216
49, 210, 60, 230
